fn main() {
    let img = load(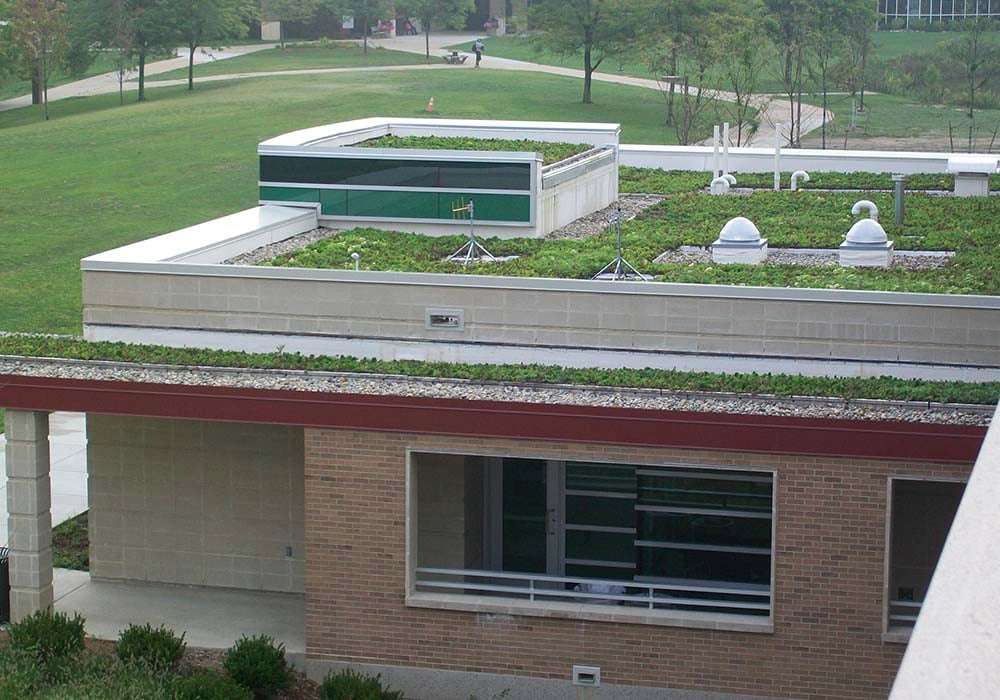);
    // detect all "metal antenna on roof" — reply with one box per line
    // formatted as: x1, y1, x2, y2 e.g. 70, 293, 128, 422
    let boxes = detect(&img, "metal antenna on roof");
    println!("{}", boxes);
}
447, 199, 495, 264
592, 206, 644, 281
